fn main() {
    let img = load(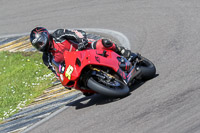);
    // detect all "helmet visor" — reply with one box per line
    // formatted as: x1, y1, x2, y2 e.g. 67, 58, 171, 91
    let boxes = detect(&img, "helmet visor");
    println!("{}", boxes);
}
33, 34, 48, 51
